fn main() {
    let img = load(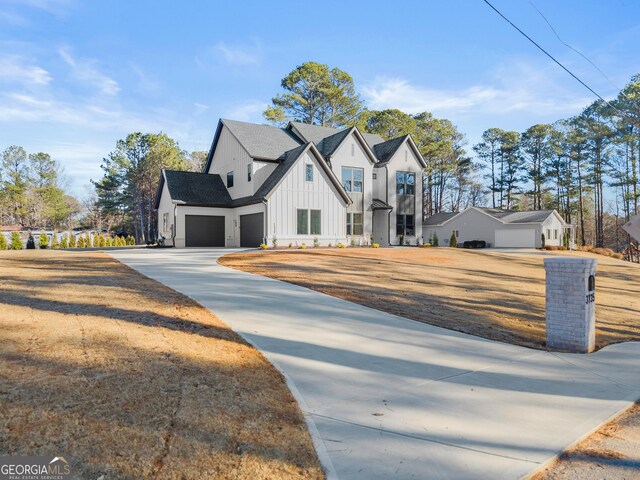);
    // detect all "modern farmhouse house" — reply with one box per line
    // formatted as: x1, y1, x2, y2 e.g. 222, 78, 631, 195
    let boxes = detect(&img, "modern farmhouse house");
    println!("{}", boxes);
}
423, 206, 575, 248
155, 119, 427, 247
